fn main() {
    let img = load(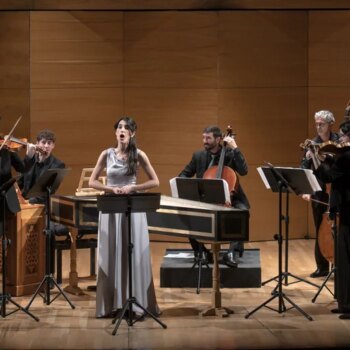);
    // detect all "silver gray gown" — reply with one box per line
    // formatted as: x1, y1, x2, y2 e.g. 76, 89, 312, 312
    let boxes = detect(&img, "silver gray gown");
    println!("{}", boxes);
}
96, 148, 159, 318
